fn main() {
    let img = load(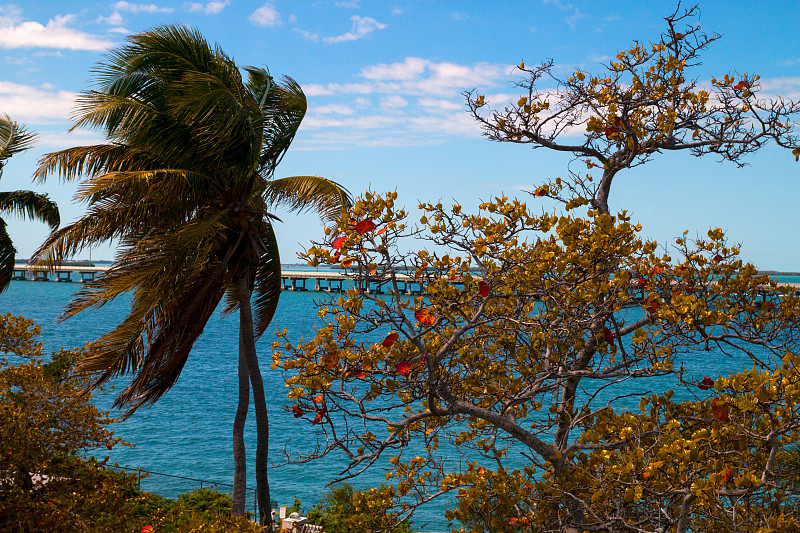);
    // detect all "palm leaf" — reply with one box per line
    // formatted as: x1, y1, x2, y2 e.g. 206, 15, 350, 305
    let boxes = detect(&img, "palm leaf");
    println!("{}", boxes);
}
0, 218, 15, 293
0, 115, 36, 175
264, 175, 352, 224
0, 191, 60, 229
